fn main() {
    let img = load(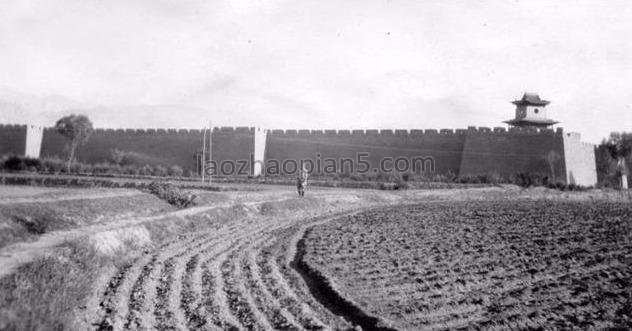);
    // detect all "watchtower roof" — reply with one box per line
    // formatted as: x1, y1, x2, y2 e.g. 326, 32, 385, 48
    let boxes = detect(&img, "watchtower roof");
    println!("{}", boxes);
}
503, 118, 559, 127
511, 93, 550, 106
